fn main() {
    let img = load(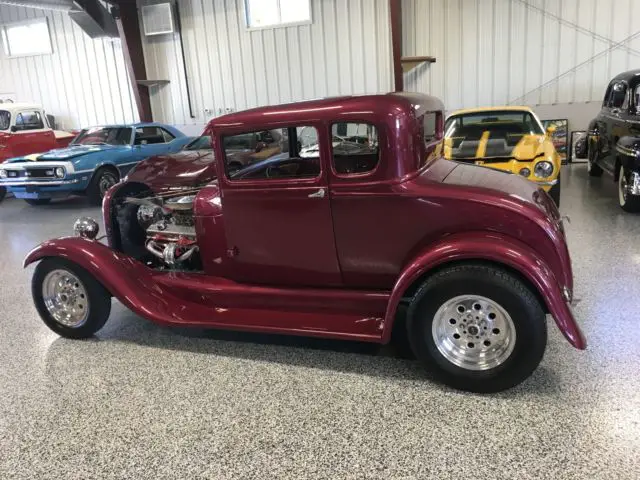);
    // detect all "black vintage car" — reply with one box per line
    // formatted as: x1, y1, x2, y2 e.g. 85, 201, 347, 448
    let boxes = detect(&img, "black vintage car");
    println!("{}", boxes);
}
588, 69, 640, 212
